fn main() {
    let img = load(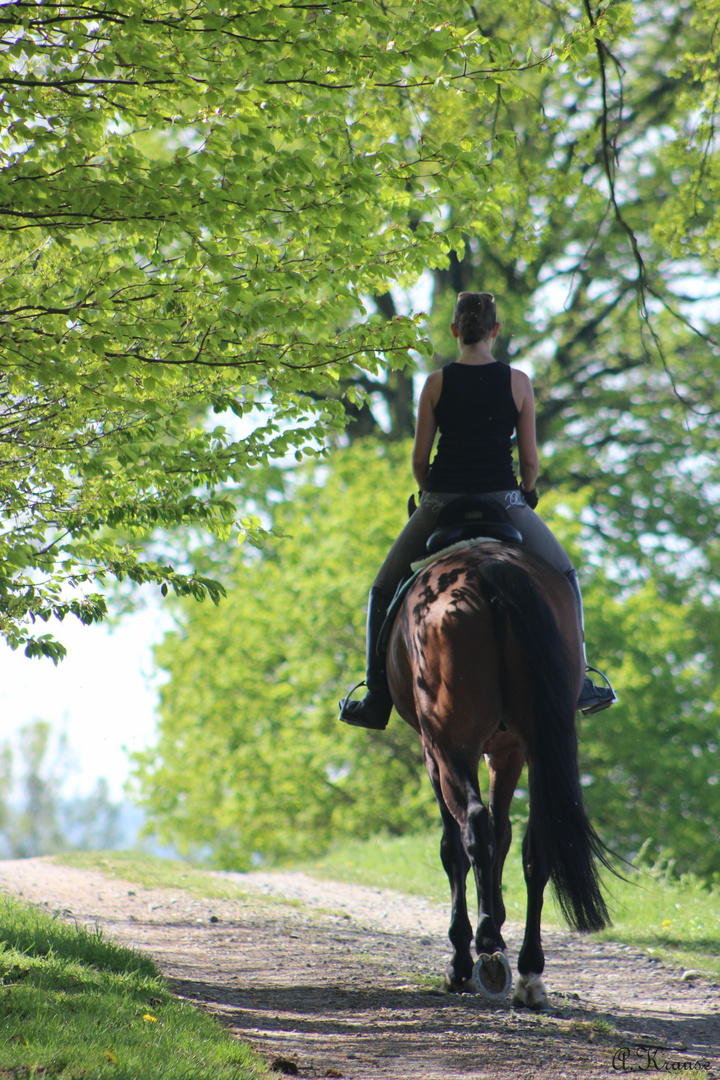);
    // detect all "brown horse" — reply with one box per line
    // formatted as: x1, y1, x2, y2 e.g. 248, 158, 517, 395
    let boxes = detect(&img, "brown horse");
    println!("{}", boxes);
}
386, 542, 612, 1009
